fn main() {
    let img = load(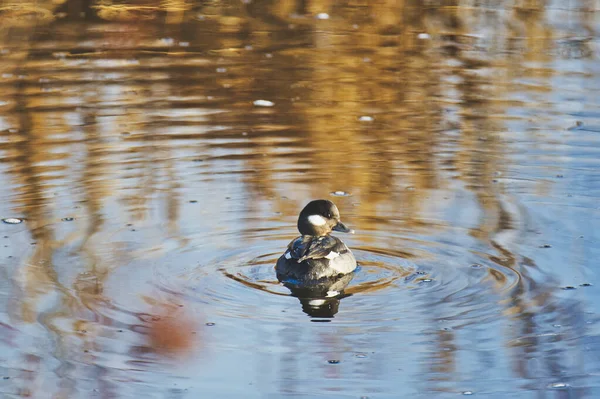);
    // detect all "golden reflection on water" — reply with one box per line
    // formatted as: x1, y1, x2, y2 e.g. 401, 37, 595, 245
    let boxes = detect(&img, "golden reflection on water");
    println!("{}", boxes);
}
0, 0, 598, 397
